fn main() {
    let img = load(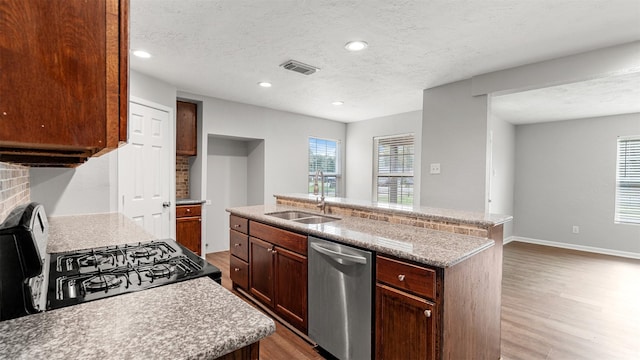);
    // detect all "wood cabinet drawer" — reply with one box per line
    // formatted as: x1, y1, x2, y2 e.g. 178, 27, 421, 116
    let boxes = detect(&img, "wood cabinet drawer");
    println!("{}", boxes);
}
249, 221, 307, 255
230, 229, 249, 262
230, 215, 249, 234
176, 204, 201, 218
230, 255, 249, 290
377, 255, 436, 300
